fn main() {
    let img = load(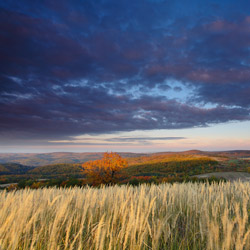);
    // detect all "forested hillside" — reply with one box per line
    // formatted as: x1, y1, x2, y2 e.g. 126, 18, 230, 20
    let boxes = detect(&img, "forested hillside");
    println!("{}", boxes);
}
0, 163, 34, 175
